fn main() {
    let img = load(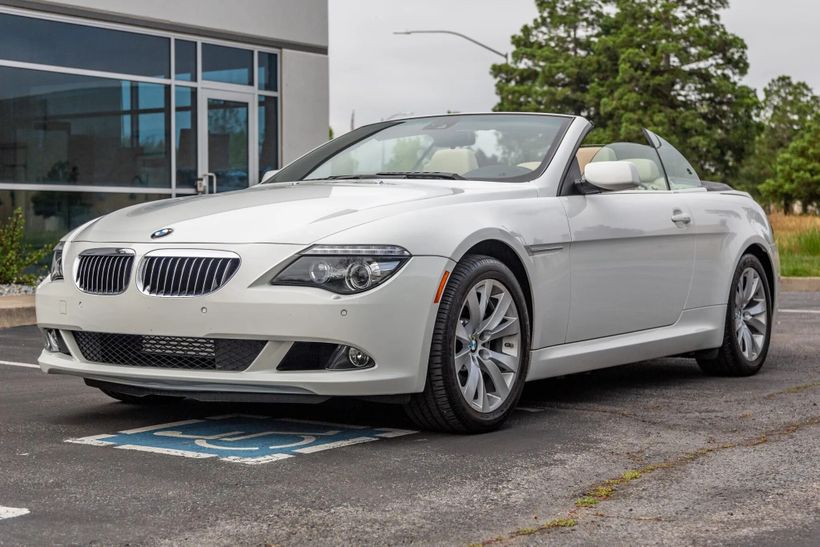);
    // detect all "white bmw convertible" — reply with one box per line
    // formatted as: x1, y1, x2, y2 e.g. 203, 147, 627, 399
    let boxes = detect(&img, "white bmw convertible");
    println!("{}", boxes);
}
37, 113, 777, 432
